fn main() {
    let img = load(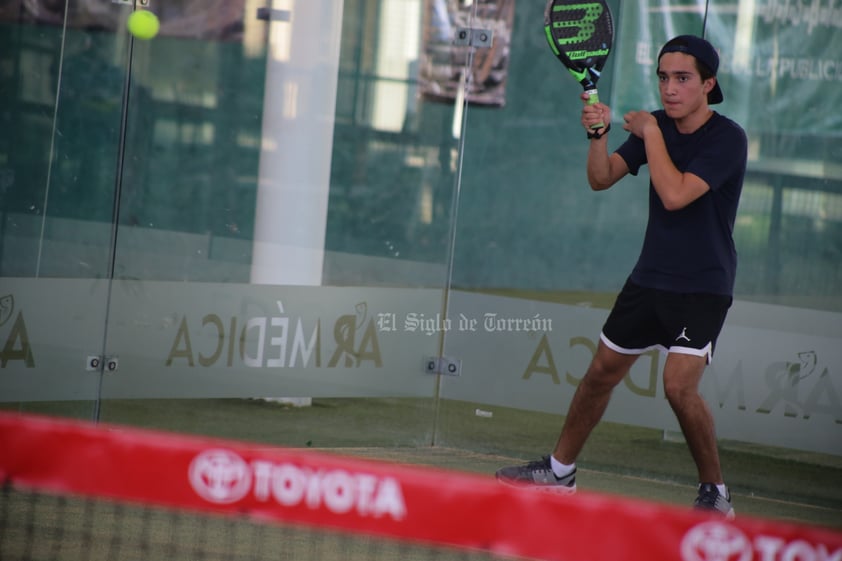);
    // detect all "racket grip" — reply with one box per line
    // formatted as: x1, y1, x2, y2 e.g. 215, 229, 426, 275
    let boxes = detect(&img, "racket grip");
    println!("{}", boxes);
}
584, 87, 604, 129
